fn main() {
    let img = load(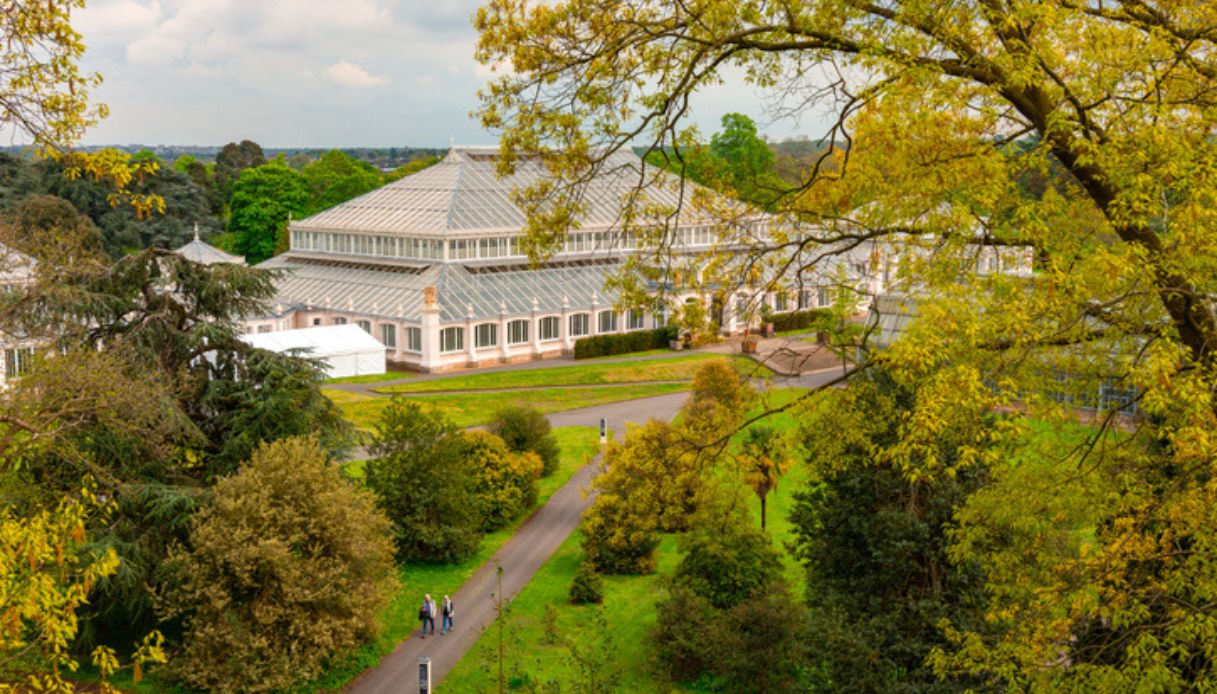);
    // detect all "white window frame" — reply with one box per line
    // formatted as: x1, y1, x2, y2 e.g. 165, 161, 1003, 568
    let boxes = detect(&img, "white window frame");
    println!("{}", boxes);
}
4, 347, 33, 380
598, 311, 618, 333
569, 313, 590, 337
507, 319, 530, 344
381, 324, 397, 349
440, 327, 465, 353
627, 309, 645, 331
539, 316, 560, 341
405, 327, 422, 353
357, 319, 372, 334
475, 323, 498, 349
